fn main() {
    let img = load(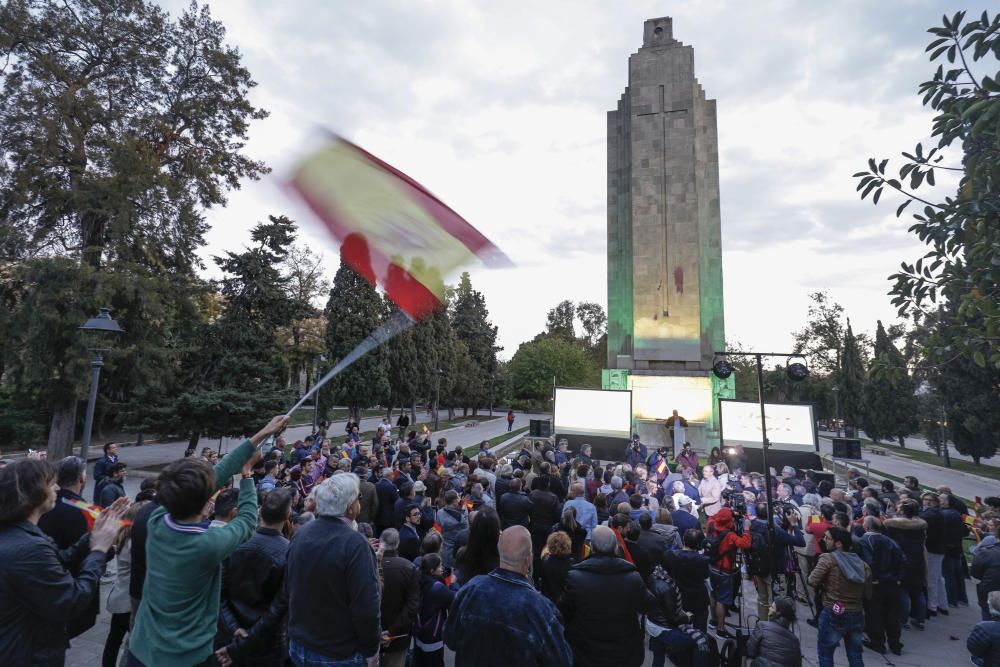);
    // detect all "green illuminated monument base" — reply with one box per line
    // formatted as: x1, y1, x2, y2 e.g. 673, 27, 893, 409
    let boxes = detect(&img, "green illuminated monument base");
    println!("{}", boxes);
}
606, 17, 728, 452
